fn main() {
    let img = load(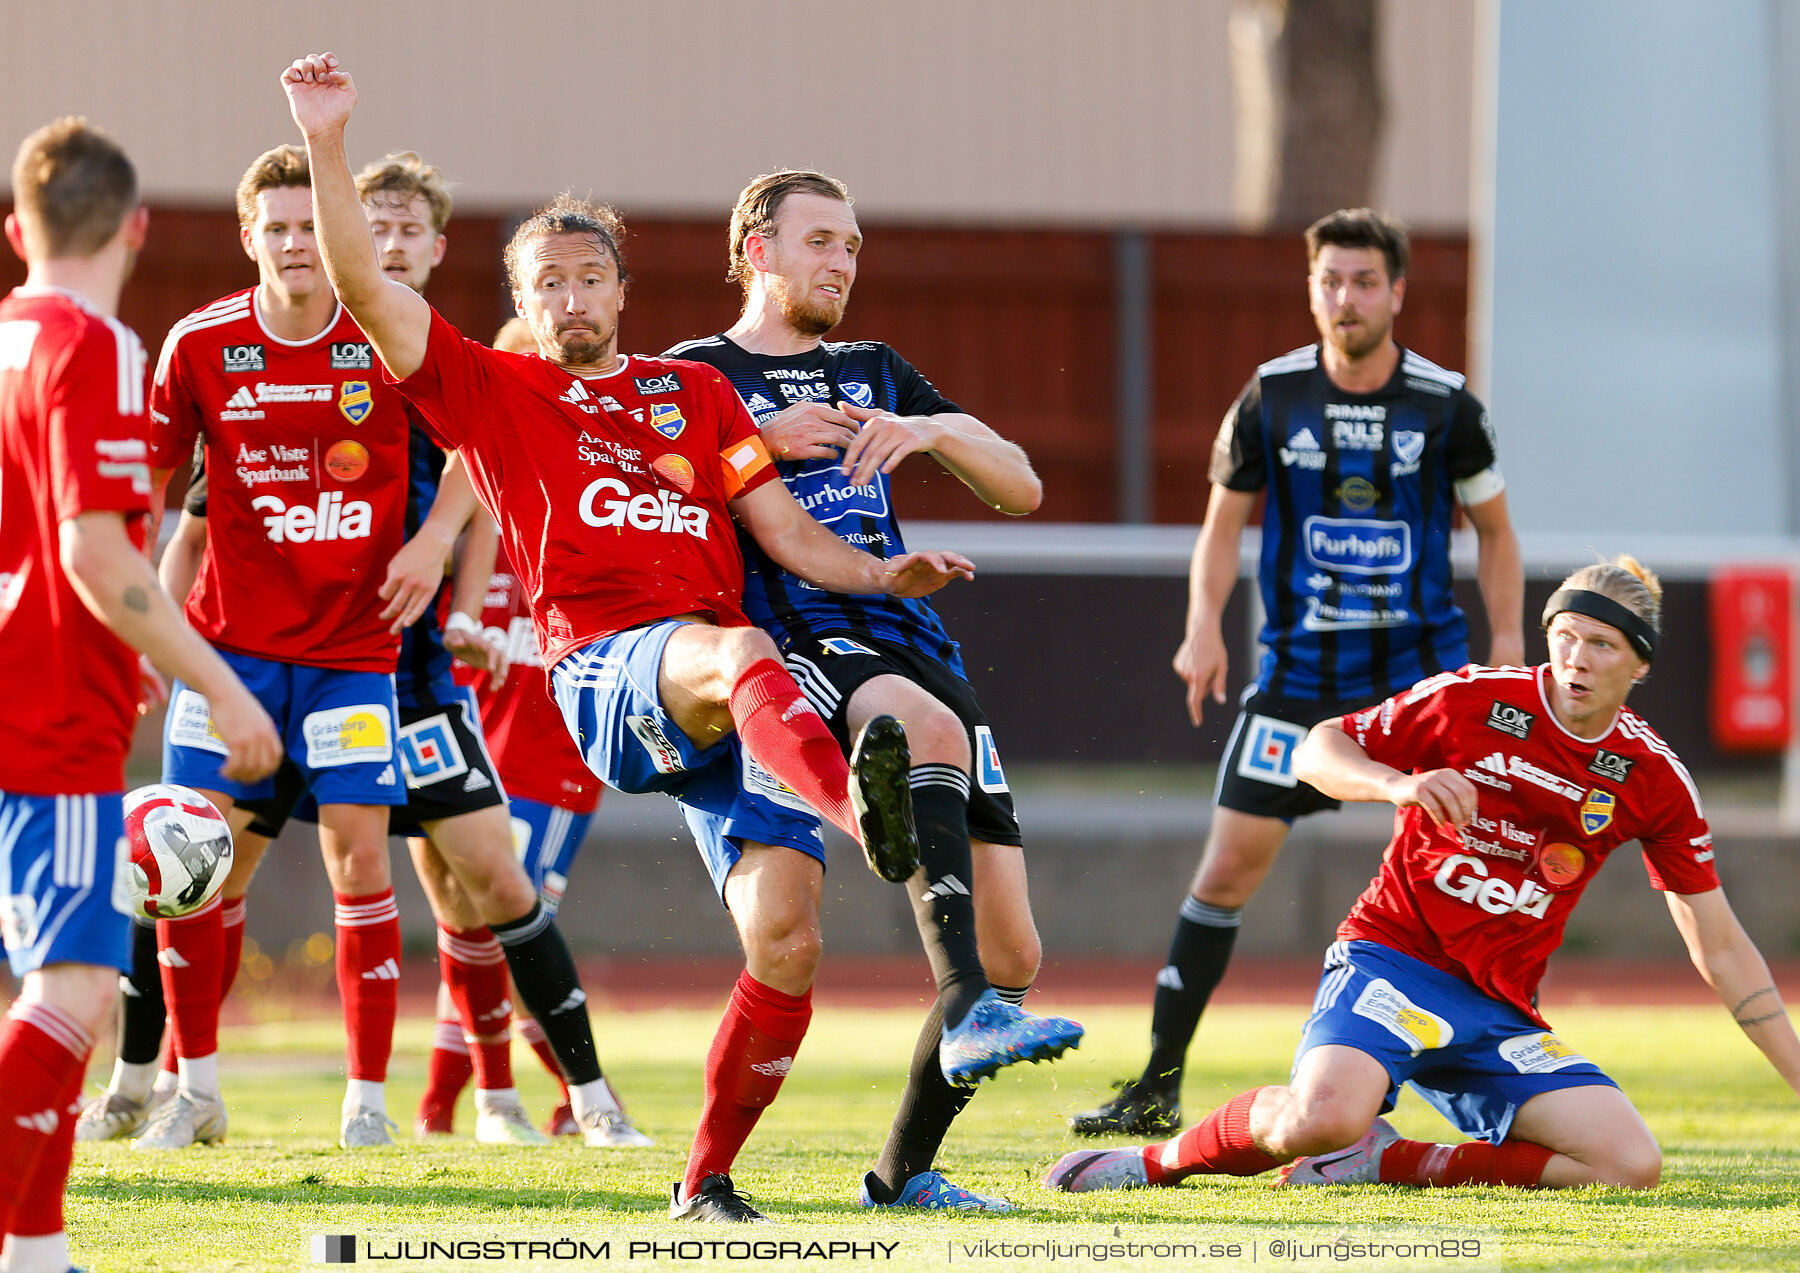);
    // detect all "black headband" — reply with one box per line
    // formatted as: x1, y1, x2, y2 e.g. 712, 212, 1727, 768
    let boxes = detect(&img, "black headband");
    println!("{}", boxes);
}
1541, 588, 1657, 662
